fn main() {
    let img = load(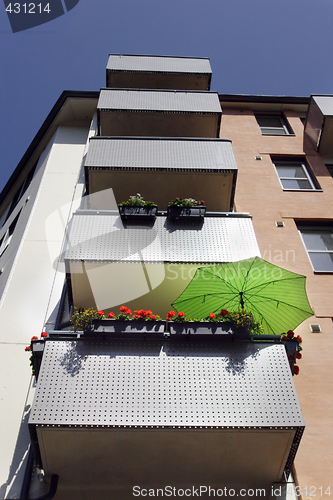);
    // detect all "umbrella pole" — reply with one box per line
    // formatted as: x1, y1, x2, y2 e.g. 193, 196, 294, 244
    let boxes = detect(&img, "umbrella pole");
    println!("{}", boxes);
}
240, 291, 244, 310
